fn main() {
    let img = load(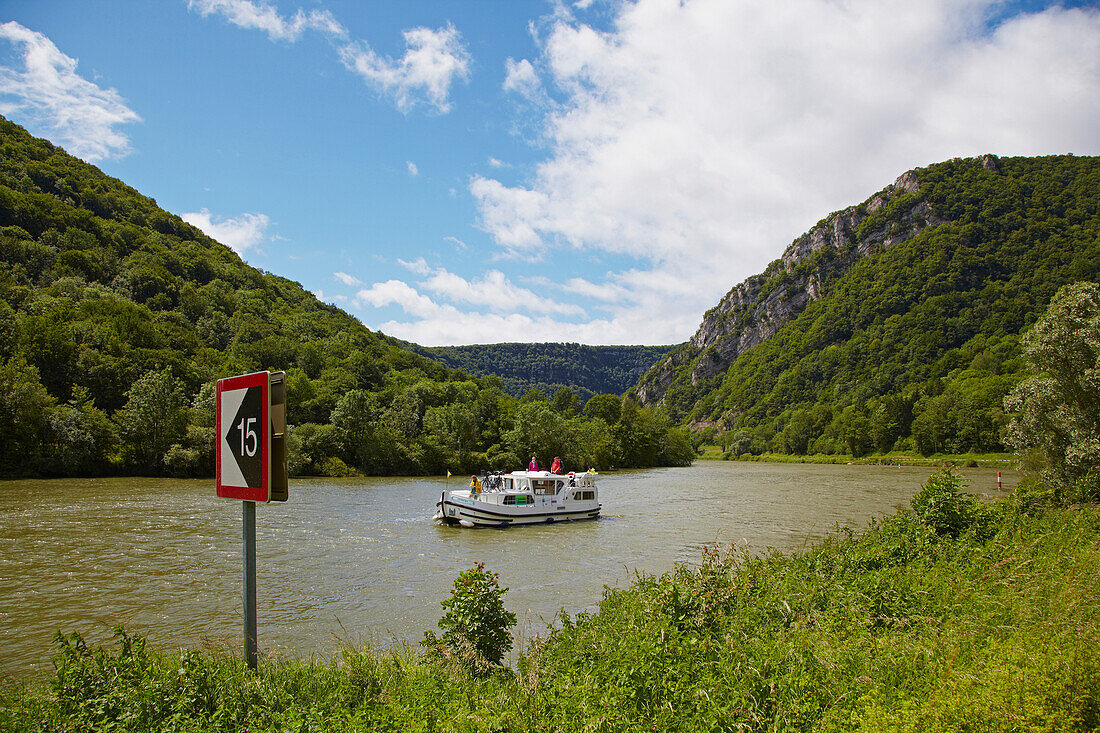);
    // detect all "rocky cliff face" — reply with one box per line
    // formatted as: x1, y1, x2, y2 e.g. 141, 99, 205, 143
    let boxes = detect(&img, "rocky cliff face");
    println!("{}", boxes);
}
634, 166, 948, 413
